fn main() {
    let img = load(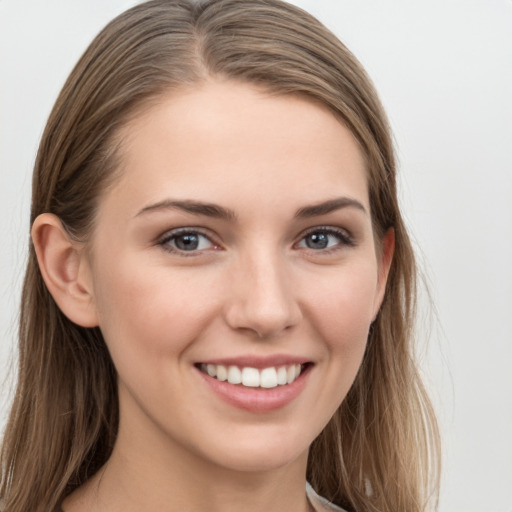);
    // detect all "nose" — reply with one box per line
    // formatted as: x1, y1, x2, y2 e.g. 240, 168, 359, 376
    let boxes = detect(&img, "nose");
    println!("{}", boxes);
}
224, 250, 302, 339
